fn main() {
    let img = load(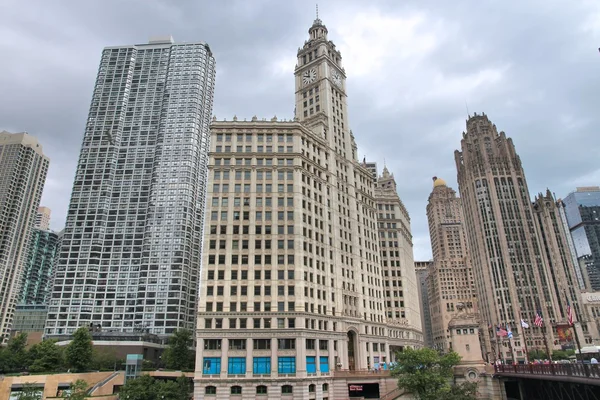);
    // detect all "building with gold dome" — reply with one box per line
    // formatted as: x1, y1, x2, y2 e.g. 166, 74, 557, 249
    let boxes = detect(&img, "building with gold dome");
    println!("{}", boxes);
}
426, 176, 478, 353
